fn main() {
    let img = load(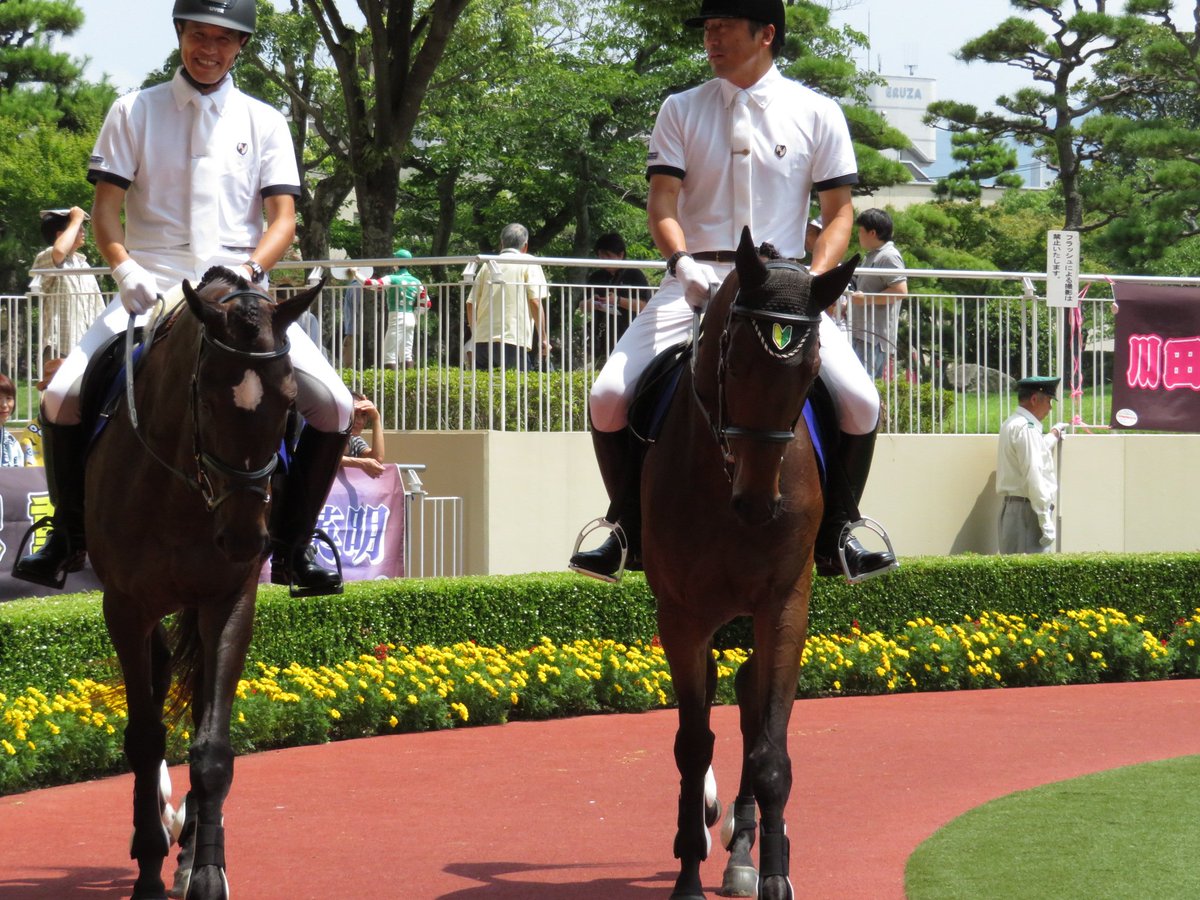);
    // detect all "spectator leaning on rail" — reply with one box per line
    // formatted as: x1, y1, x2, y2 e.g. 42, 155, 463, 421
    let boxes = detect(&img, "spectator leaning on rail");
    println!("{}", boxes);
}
846, 207, 906, 379
996, 376, 1063, 554
0, 373, 33, 467
12, 0, 353, 596
568, 0, 897, 584
466, 223, 550, 370
584, 231, 650, 359
31, 207, 105, 368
